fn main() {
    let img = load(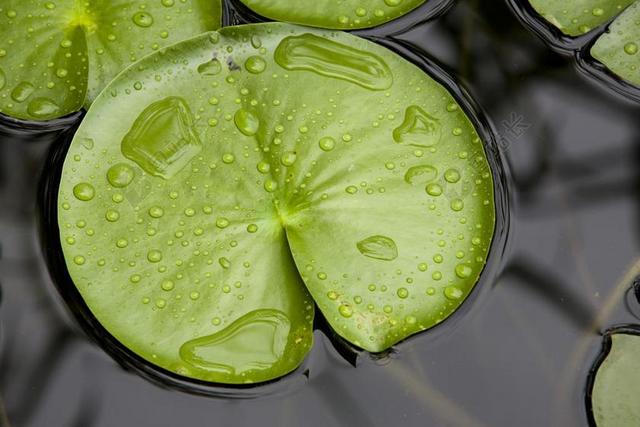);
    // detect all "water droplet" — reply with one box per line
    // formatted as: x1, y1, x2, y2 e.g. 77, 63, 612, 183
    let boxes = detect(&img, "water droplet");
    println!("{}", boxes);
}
397, 287, 409, 299
264, 179, 278, 193
161, 0, 174, 6
393, 105, 441, 147
418, 262, 428, 271
247, 223, 258, 233
444, 169, 461, 184
274, 33, 392, 91
147, 249, 163, 263
11, 82, 35, 103
73, 183, 95, 201
179, 309, 291, 376
257, 161, 270, 173
450, 199, 464, 211
216, 217, 230, 228
444, 286, 464, 301
455, 263, 473, 279
319, 136, 336, 151
425, 183, 443, 196
356, 235, 398, 261
121, 97, 201, 179
219, 257, 231, 269
624, 42, 638, 55
245, 56, 266, 74
197, 58, 222, 78
132, 11, 154, 27
161, 280, 175, 291
234, 109, 260, 136
73, 255, 86, 265
339, 304, 353, 318
345, 185, 358, 194
404, 165, 437, 185
280, 151, 297, 166
384, 0, 403, 5
27, 98, 60, 119
0, 69, 5, 91
149, 206, 164, 218
107, 163, 135, 188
